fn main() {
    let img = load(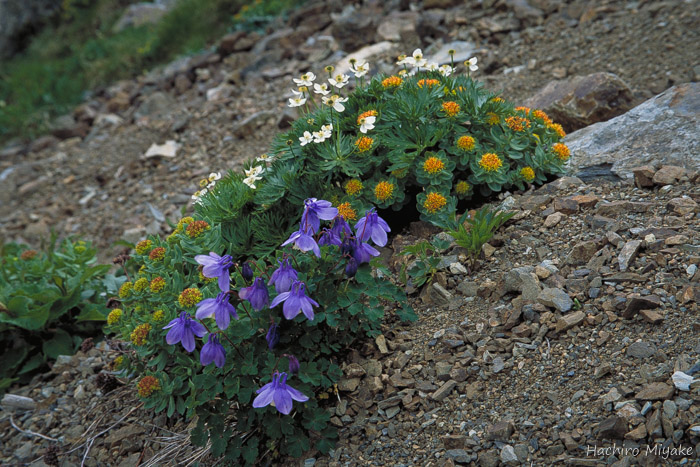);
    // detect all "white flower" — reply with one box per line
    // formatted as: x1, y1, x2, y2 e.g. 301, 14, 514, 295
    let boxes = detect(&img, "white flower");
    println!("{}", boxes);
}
328, 74, 350, 89
244, 165, 264, 178
410, 48, 427, 68
321, 123, 333, 138
288, 90, 307, 108
425, 62, 439, 72
322, 95, 348, 112
396, 54, 411, 66
398, 69, 408, 77
359, 115, 376, 134
256, 154, 275, 163
191, 190, 202, 201
439, 64, 453, 77
299, 131, 314, 146
313, 83, 330, 95
208, 172, 222, 182
352, 61, 369, 78
293, 72, 316, 87
207, 181, 217, 189
465, 57, 478, 72
243, 176, 259, 190
312, 130, 327, 144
